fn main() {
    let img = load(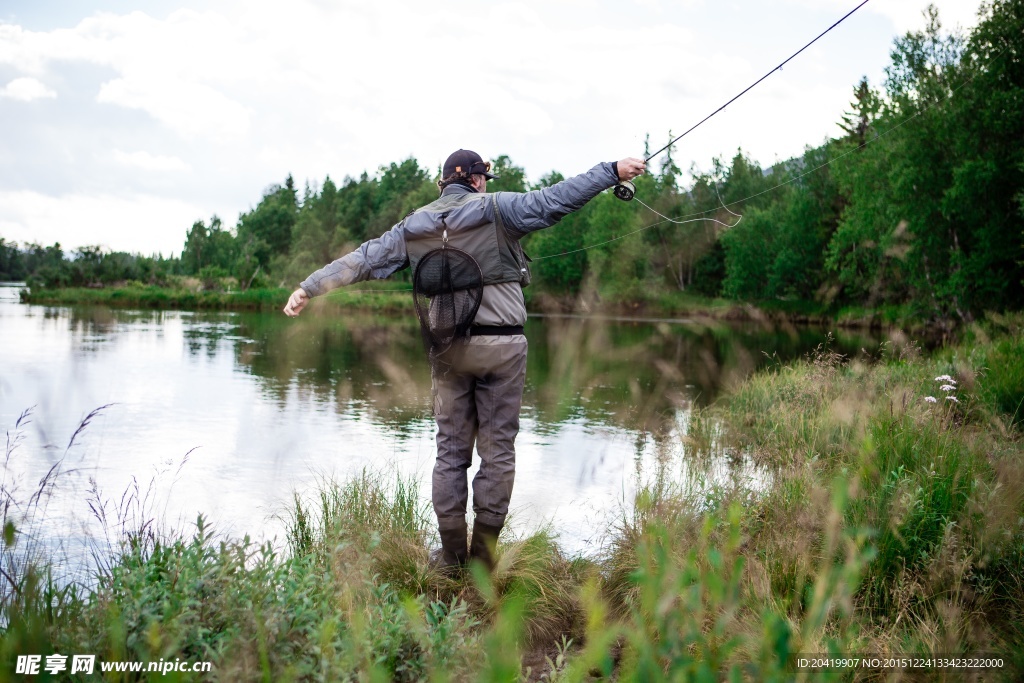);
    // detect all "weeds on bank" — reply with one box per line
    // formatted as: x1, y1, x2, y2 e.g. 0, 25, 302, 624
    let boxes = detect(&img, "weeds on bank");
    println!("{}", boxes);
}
713, 322, 1024, 666
2, 316, 1023, 680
